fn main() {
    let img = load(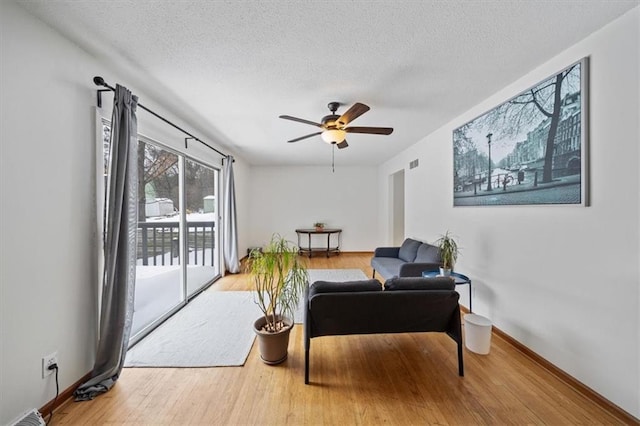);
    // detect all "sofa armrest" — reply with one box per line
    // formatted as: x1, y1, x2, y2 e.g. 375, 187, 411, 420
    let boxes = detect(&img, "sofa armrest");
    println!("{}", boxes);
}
398, 262, 442, 277
373, 246, 400, 258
